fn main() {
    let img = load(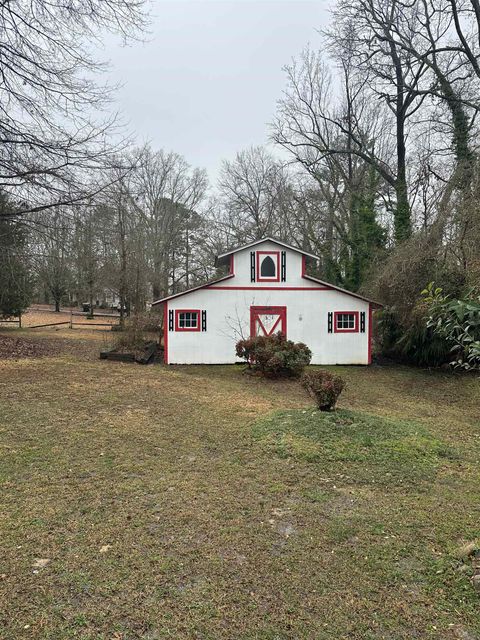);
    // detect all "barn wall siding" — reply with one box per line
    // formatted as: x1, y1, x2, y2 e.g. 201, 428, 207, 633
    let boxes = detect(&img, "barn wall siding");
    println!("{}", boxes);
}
166, 287, 370, 365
